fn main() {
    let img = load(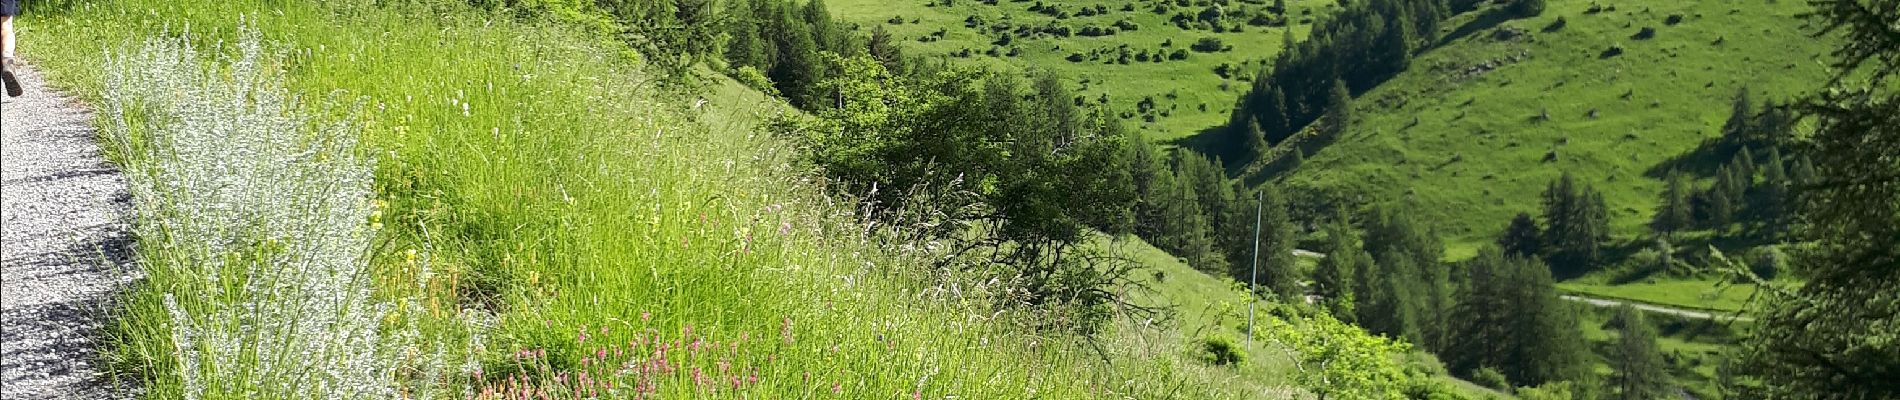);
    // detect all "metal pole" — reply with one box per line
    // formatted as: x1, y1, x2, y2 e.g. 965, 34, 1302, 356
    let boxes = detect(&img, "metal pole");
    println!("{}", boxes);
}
1246, 190, 1262, 343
